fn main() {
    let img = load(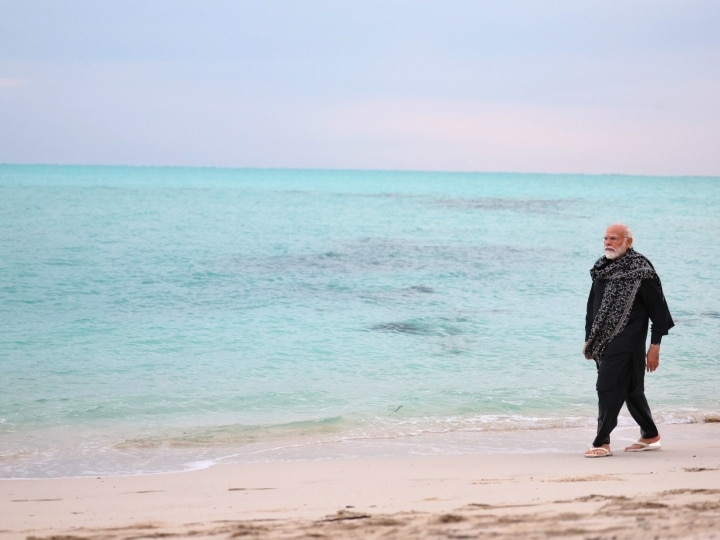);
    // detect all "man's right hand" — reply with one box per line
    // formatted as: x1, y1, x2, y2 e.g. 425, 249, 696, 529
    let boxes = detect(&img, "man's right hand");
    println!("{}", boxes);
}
583, 341, 593, 360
